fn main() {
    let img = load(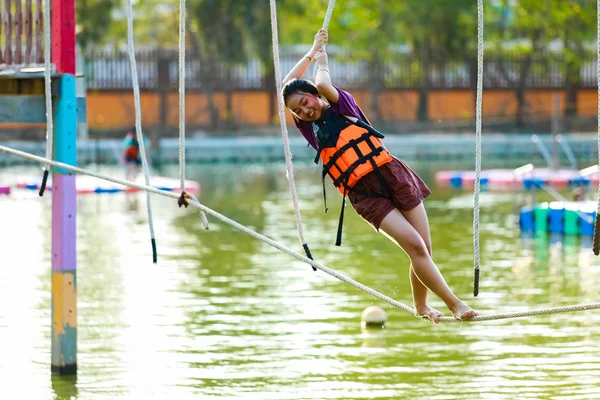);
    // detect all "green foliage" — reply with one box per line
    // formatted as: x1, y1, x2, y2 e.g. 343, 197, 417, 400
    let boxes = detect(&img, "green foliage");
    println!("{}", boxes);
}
186, 0, 281, 66
76, 0, 599, 76
76, 0, 121, 50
